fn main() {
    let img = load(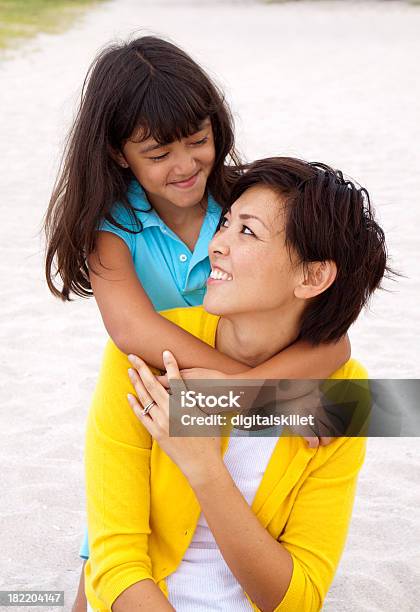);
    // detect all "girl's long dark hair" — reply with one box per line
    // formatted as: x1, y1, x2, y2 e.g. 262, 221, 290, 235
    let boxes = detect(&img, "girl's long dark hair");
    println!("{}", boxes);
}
44, 36, 241, 300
